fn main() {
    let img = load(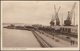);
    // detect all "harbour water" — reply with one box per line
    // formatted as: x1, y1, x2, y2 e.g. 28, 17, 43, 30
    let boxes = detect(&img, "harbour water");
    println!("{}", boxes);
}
2, 28, 41, 48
